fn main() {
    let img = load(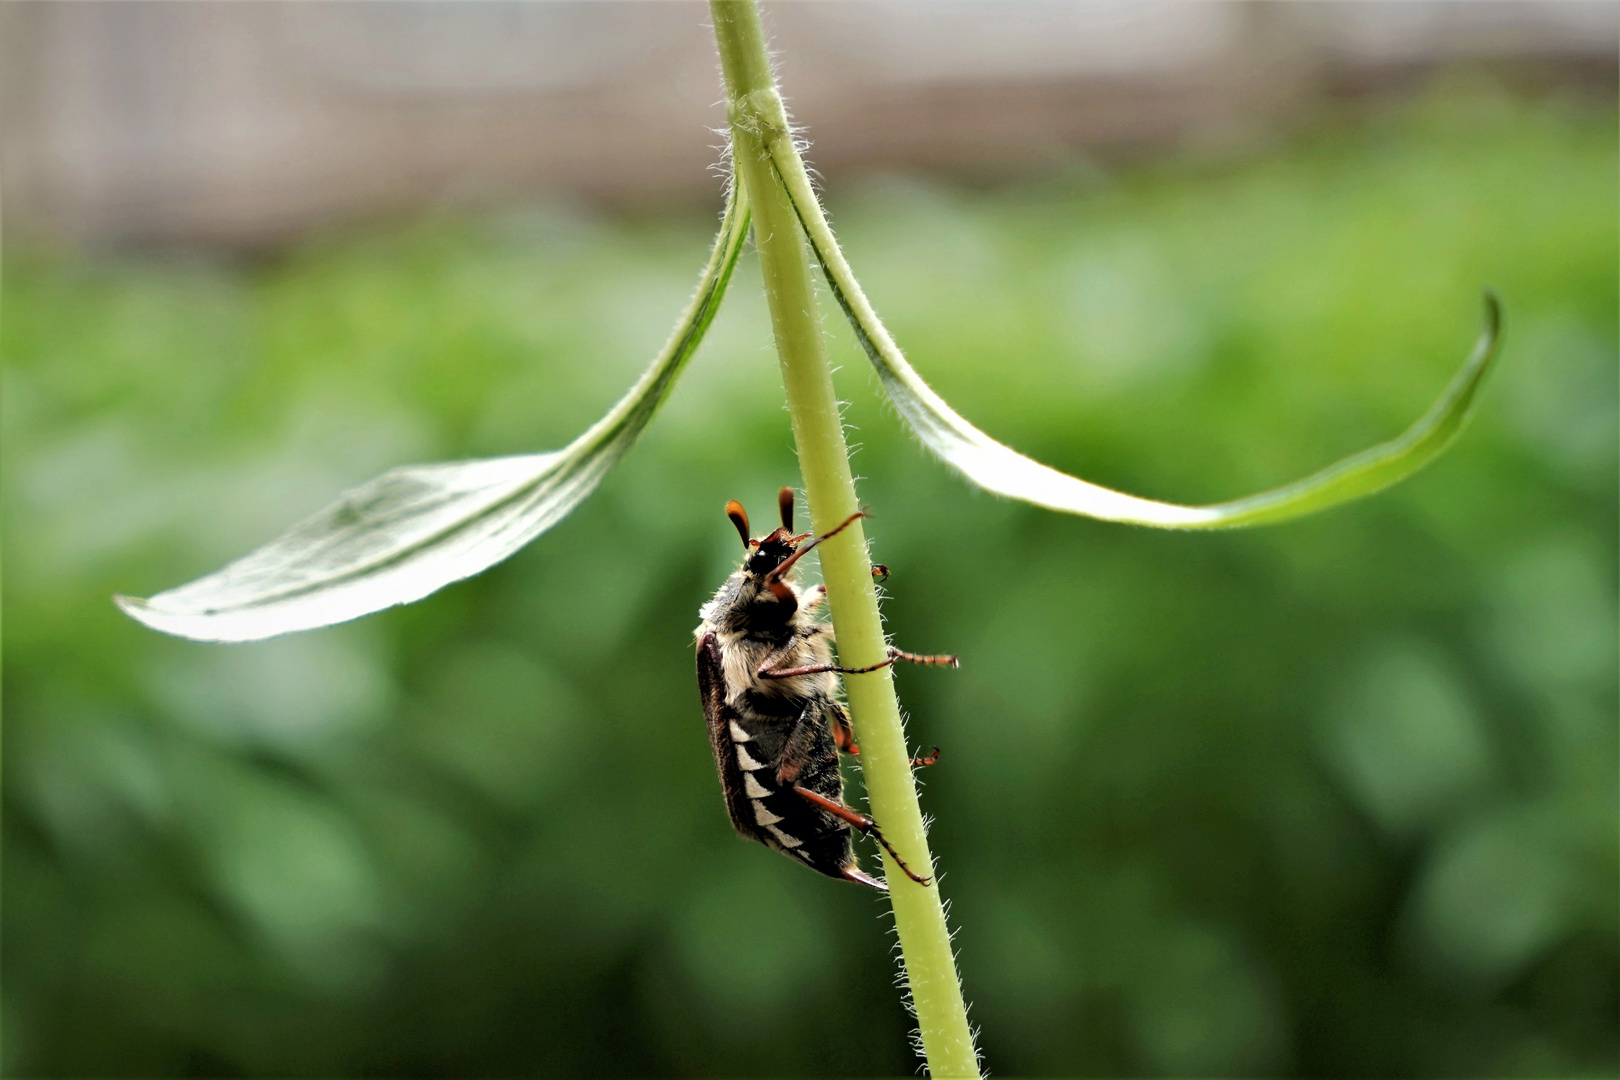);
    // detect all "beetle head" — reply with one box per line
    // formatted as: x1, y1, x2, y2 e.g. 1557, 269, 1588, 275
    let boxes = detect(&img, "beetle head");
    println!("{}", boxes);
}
726, 488, 809, 600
